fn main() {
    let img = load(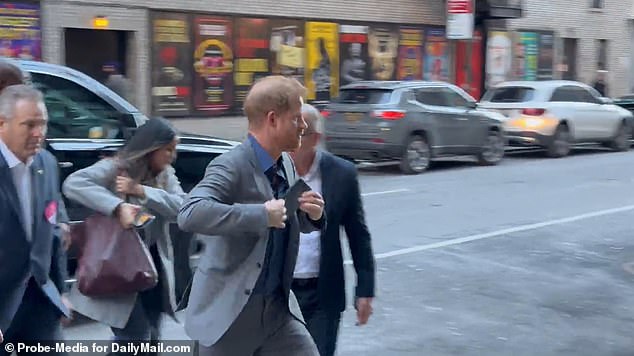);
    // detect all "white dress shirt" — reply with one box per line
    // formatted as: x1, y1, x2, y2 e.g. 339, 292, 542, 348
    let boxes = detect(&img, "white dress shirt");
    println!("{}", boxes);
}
293, 151, 322, 279
0, 138, 34, 240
